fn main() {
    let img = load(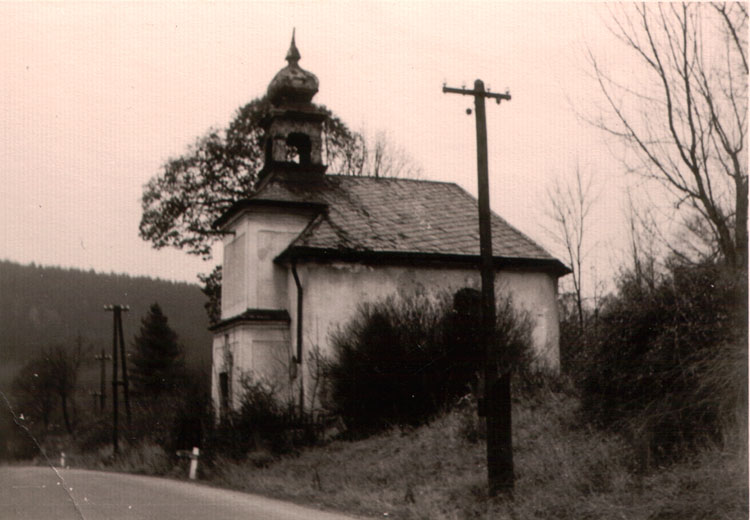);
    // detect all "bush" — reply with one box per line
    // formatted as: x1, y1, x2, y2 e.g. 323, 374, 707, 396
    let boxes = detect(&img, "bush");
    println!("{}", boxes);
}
163, 372, 214, 456
69, 367, 212, 465
206, 374, 298, 459
107, 441, 174, 476
581, 261, 747, 463
326, 289, 534, 435
0, 405, 39, 461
